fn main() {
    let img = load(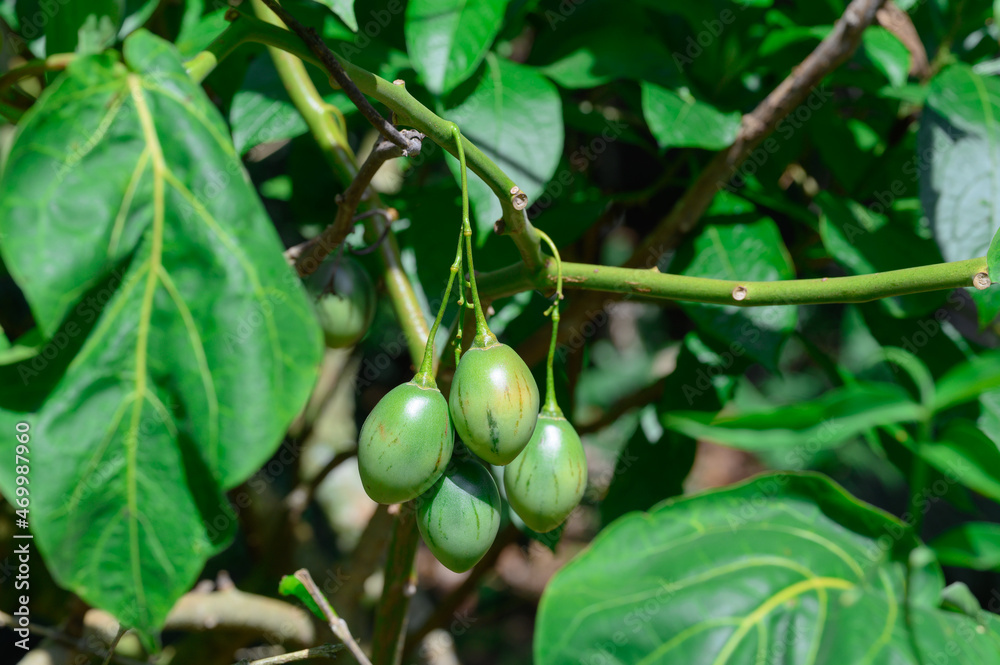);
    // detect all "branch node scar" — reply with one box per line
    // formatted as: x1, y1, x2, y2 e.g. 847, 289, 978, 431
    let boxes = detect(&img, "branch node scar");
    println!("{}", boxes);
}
732, 285, 748, 301
510, 187, 528, 210
974, 272, 991, 290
